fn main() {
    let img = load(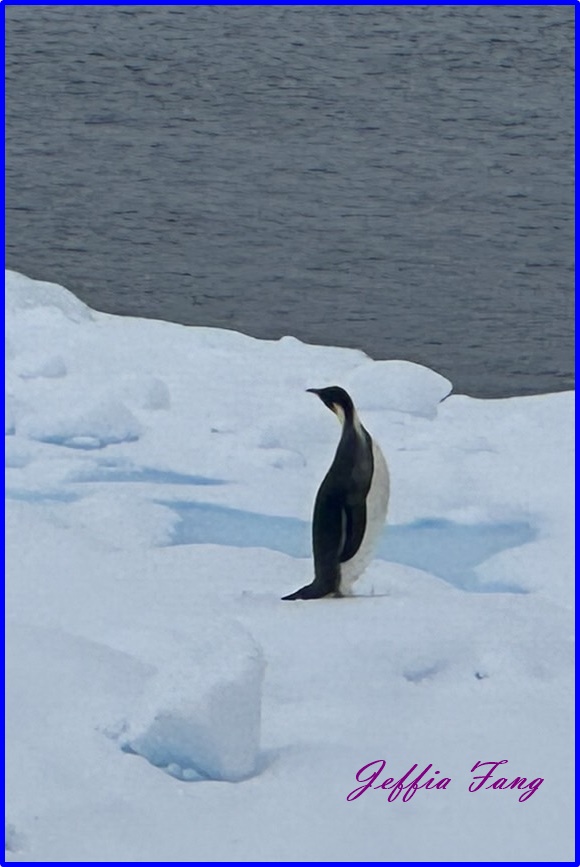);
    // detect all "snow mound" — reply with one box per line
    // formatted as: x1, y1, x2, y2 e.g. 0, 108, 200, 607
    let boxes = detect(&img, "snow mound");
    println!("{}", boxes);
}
111, 373, 171, 412
13, 352, 67, 380
19, 397, 143, 449
64, 492, 178, 549
5, 621, 152, 846
5, 269, 93, 322
115, 623, 265, 782
347, 359, 452, 417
